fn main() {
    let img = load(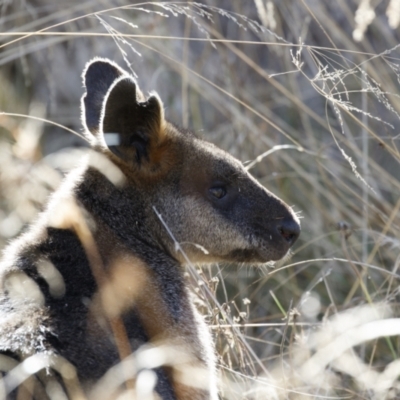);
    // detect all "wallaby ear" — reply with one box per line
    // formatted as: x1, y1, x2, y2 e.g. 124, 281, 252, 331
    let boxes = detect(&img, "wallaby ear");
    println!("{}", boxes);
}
100, 76, 165, 166
81, 58, 126, 137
